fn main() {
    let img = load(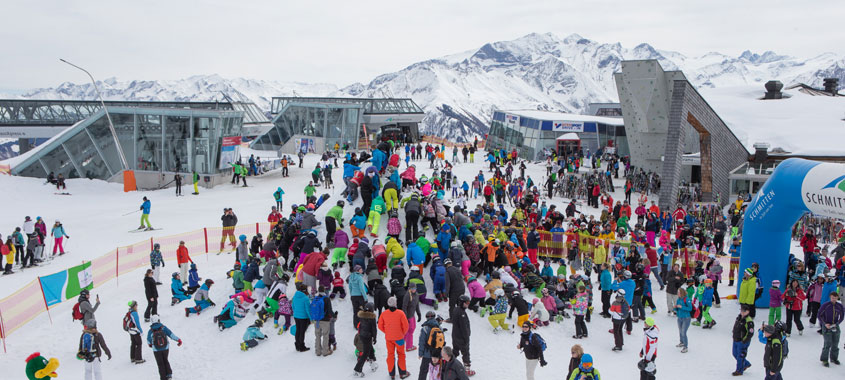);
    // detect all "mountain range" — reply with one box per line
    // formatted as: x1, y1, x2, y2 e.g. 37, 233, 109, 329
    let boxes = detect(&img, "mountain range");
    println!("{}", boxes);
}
6, 32, 844, 144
